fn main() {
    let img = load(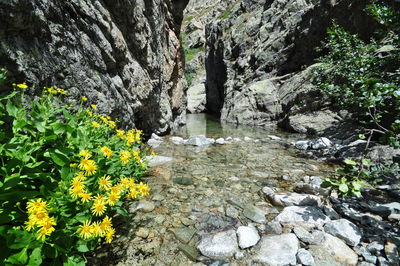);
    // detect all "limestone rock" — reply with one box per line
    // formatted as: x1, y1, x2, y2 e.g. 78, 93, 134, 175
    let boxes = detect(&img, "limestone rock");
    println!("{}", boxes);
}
236, 225, 260, 249
323, 219, 362, 246
197, 230, 239, 260
253, 233, 299, 265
